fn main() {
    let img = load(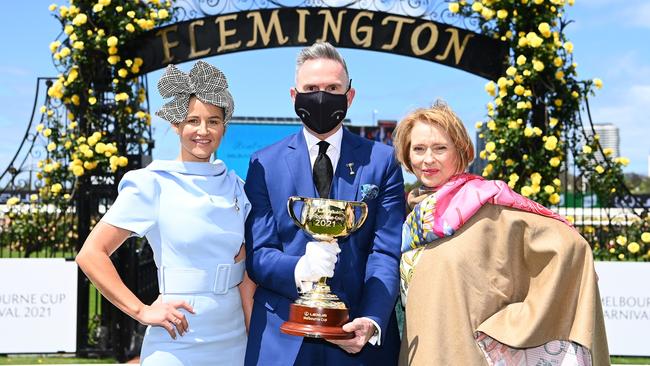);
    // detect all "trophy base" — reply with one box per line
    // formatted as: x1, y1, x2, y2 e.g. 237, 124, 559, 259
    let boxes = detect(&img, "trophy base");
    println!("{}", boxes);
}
280, 304, 354, 340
